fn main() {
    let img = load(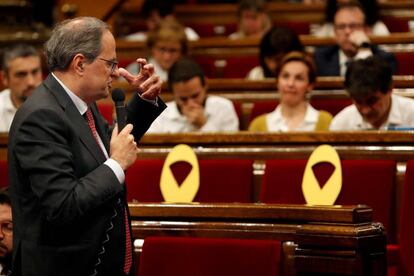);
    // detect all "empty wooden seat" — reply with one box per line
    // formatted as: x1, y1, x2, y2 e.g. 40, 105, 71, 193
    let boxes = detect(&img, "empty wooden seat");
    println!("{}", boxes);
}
138, 236, 281, 276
